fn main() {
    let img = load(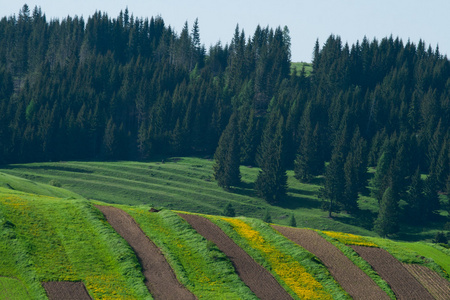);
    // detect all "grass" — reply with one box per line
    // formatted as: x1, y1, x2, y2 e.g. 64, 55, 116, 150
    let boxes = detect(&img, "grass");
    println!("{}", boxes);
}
0, 172, 82, 199
0, 277, 31, 300
209, 216, 349, 300
118, 206, 258, 299
291, 62, 313, 76
0, 188, 151, 299
0, 158, 382, 238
